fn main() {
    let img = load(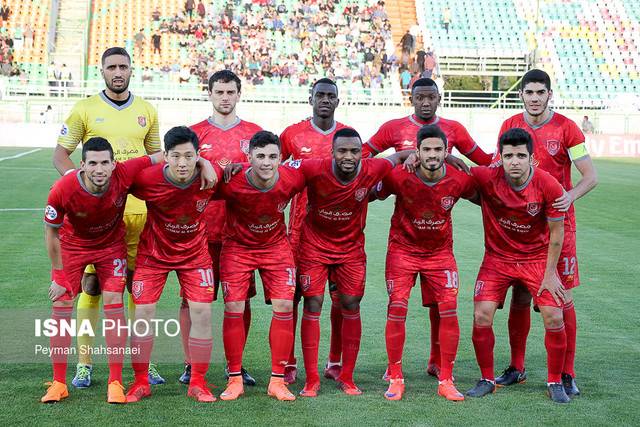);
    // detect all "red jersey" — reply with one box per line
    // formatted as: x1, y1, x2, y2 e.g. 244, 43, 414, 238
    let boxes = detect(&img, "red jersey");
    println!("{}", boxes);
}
190, 118, 262, 242
216, 164, 306, 248
496, 111, 586, 231
472, 166, 565, 263
130, 163, 218, 269
296, 157, 394, 254
280, 118, 349, 160
363, 114, 491, 165
377, 165, 476, 255
44, 156, 152, 250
